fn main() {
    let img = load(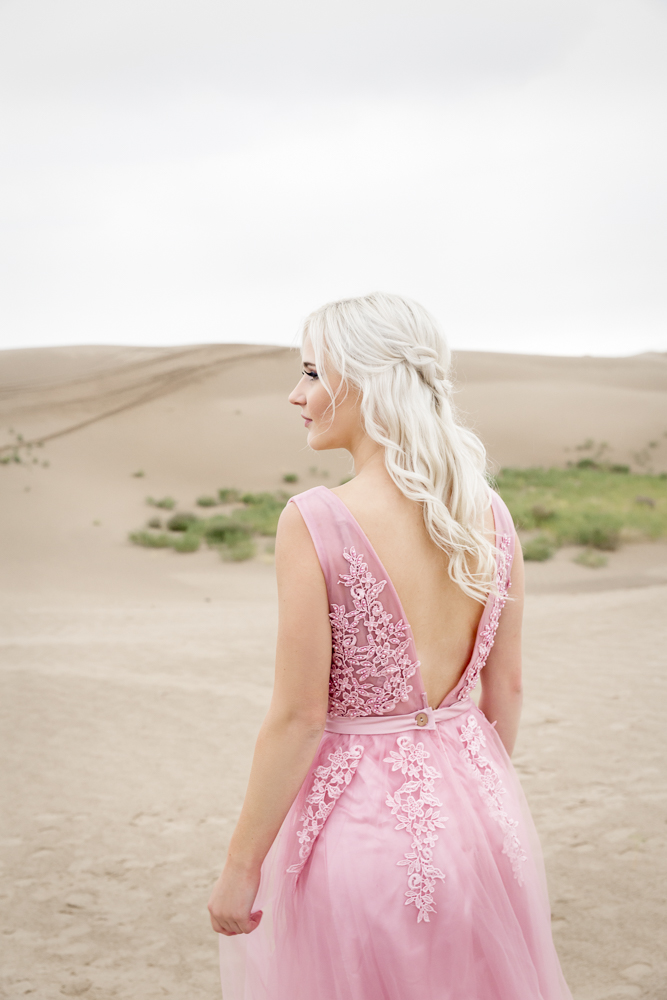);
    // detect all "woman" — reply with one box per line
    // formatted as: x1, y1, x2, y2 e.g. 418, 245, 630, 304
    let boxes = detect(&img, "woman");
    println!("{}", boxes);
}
208, 293, 572, 999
